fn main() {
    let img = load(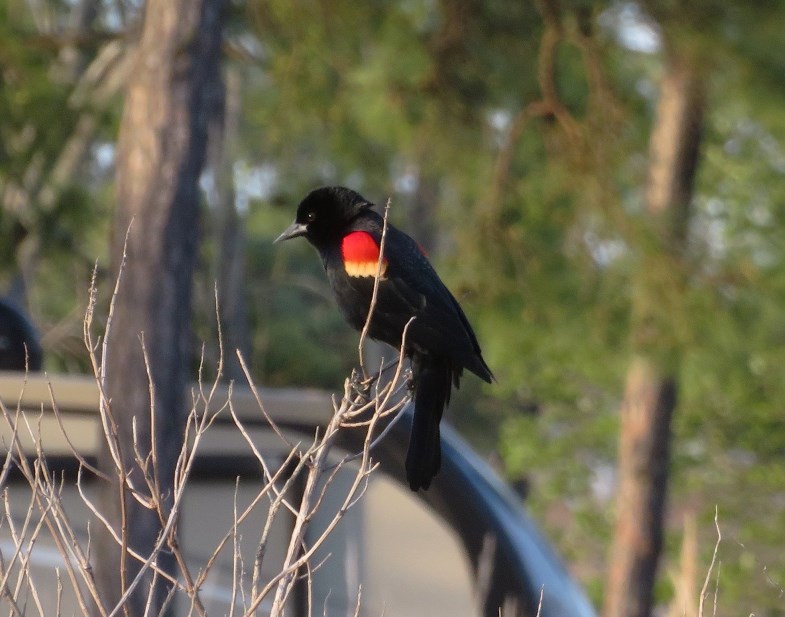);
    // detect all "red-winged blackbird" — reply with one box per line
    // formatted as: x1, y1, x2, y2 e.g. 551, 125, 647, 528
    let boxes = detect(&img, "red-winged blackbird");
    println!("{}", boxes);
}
276, 186, 493, 490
